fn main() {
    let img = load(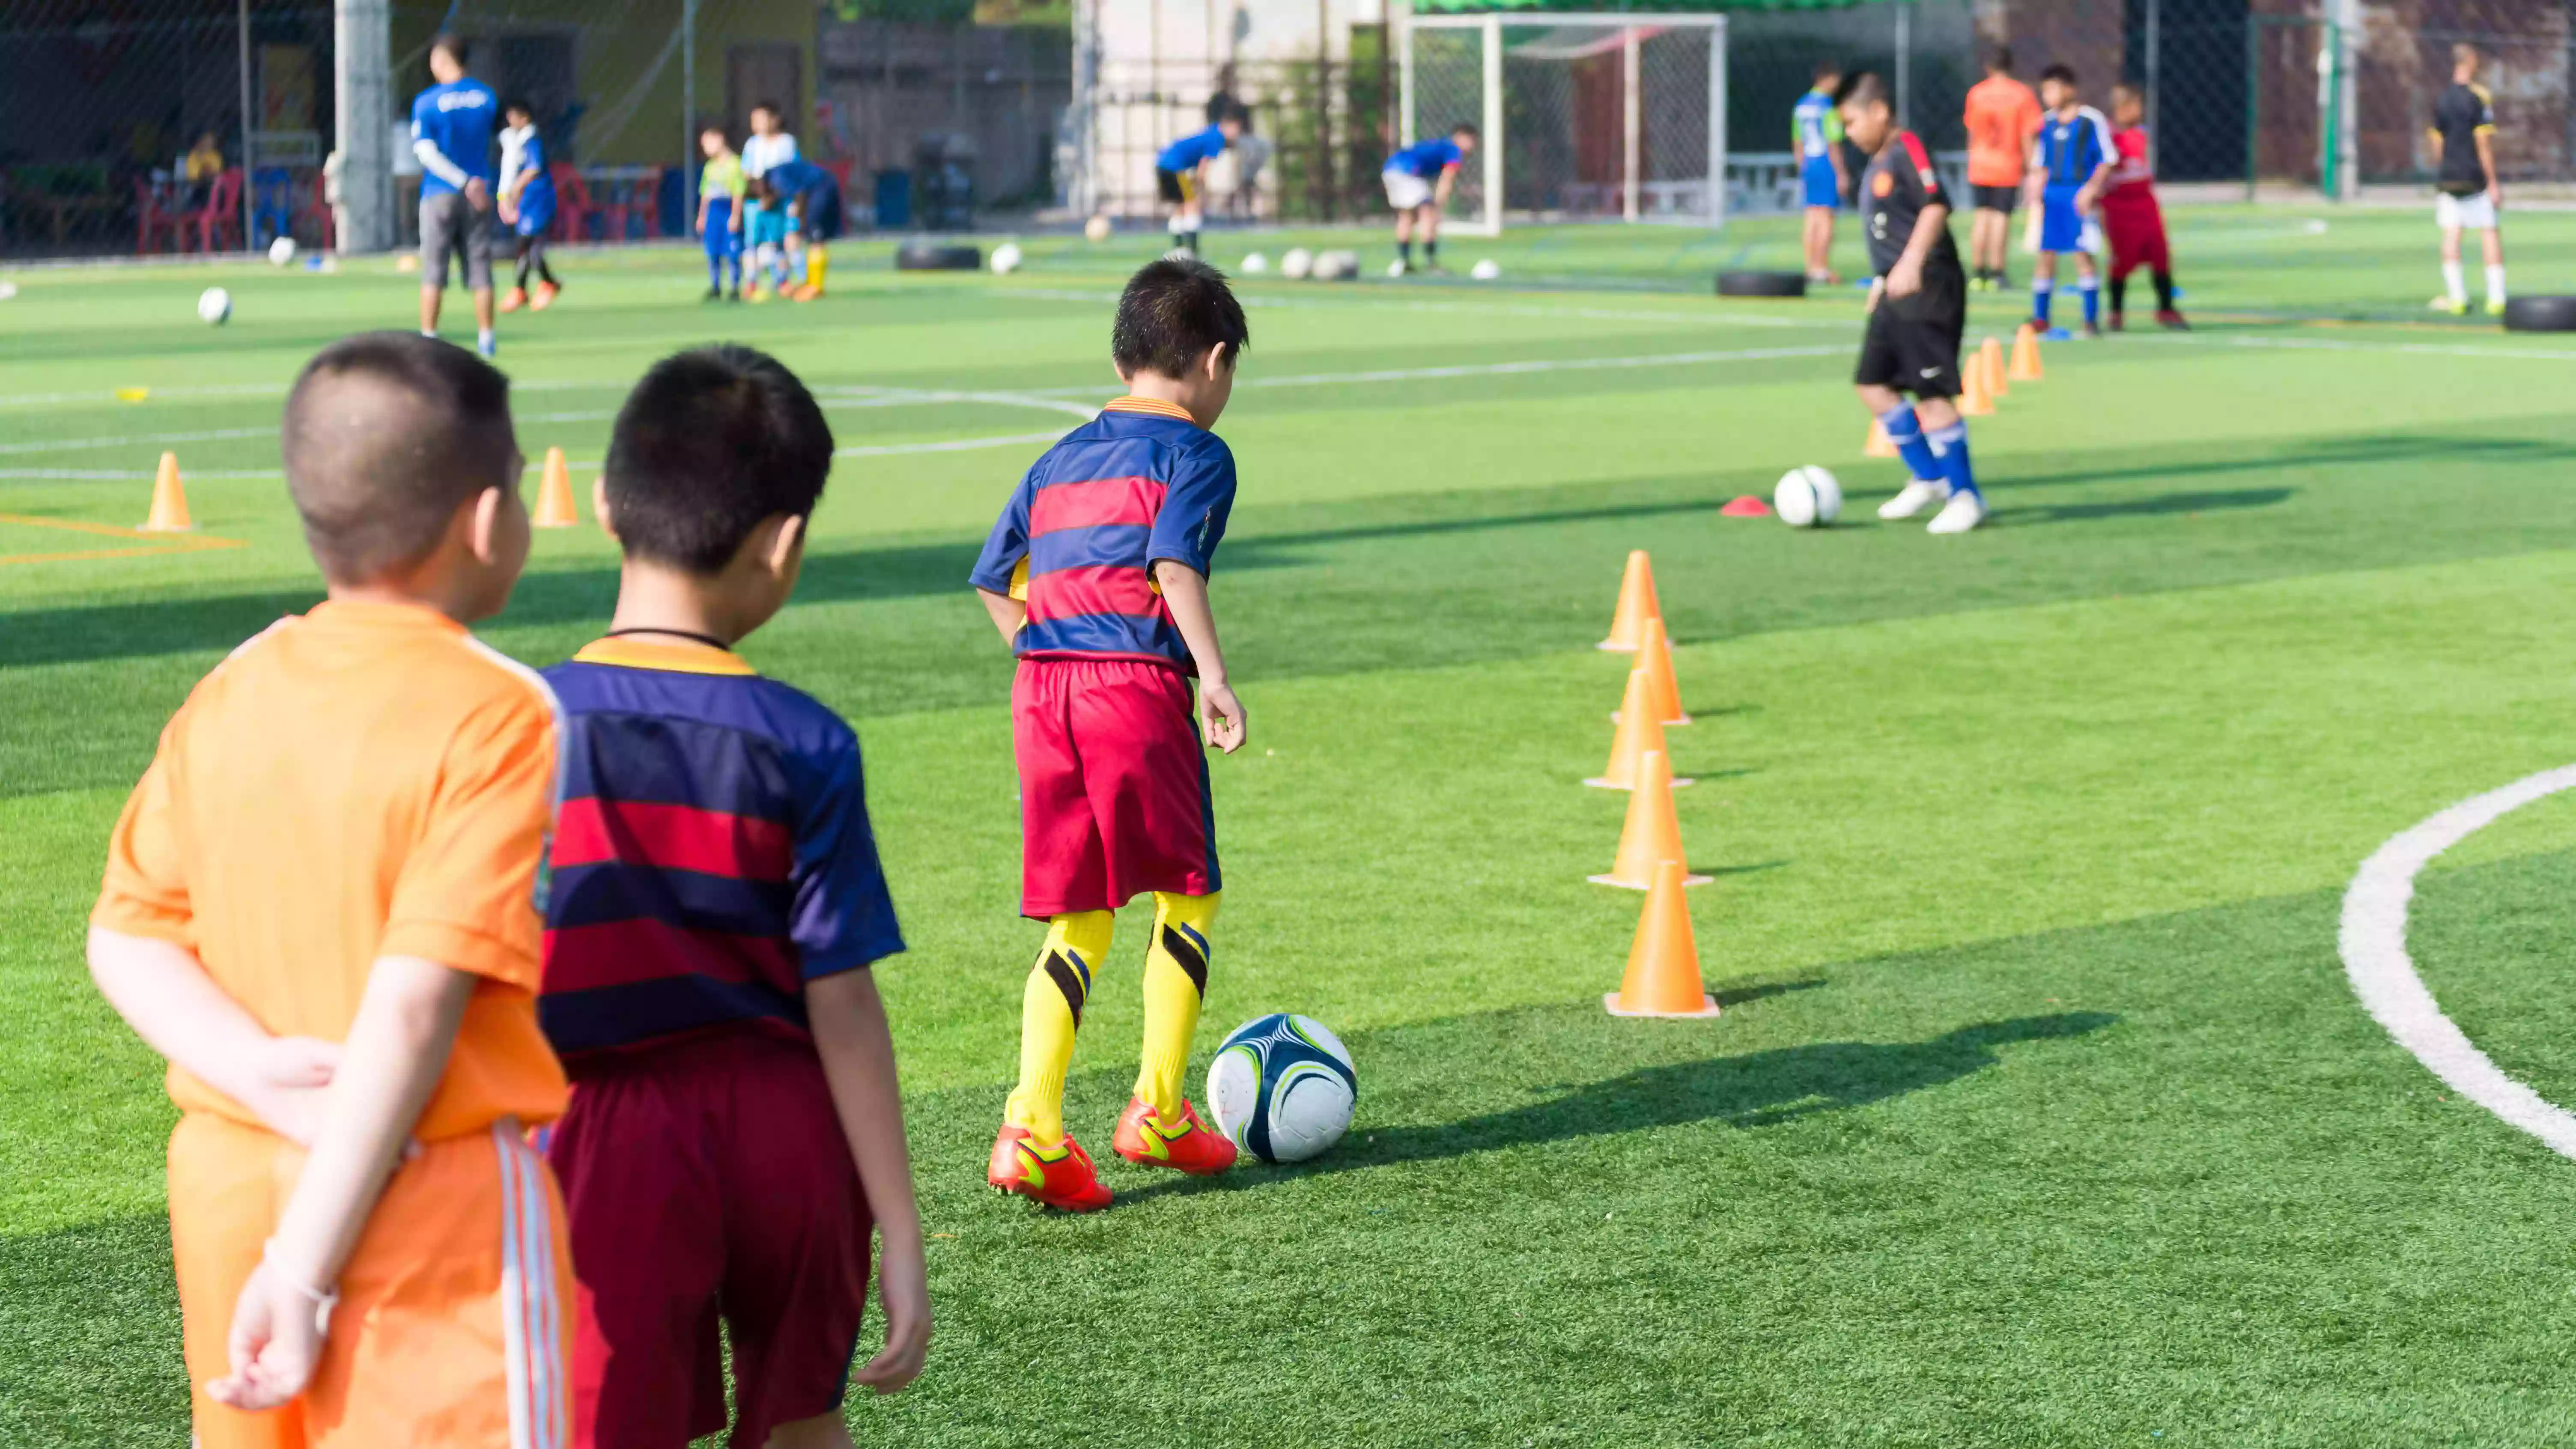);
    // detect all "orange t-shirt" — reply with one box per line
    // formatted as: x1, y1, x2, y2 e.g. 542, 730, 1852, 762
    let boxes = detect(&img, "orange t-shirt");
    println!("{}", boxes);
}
1964, 75, 2045, 188
93, 599, 569, 1142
